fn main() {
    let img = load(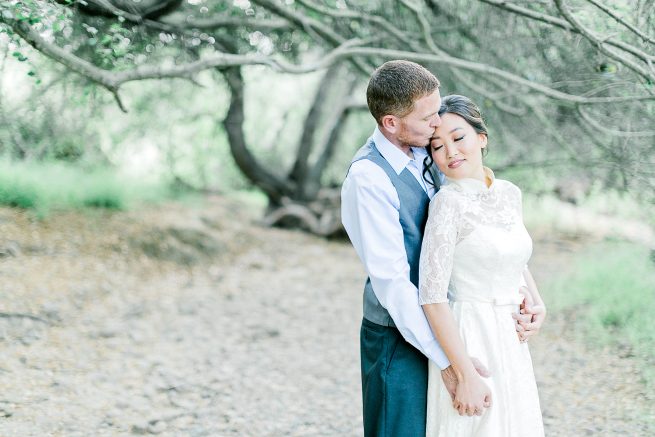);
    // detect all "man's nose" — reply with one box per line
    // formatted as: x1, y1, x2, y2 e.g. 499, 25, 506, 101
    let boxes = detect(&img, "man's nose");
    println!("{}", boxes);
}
430, 114, 441, 128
